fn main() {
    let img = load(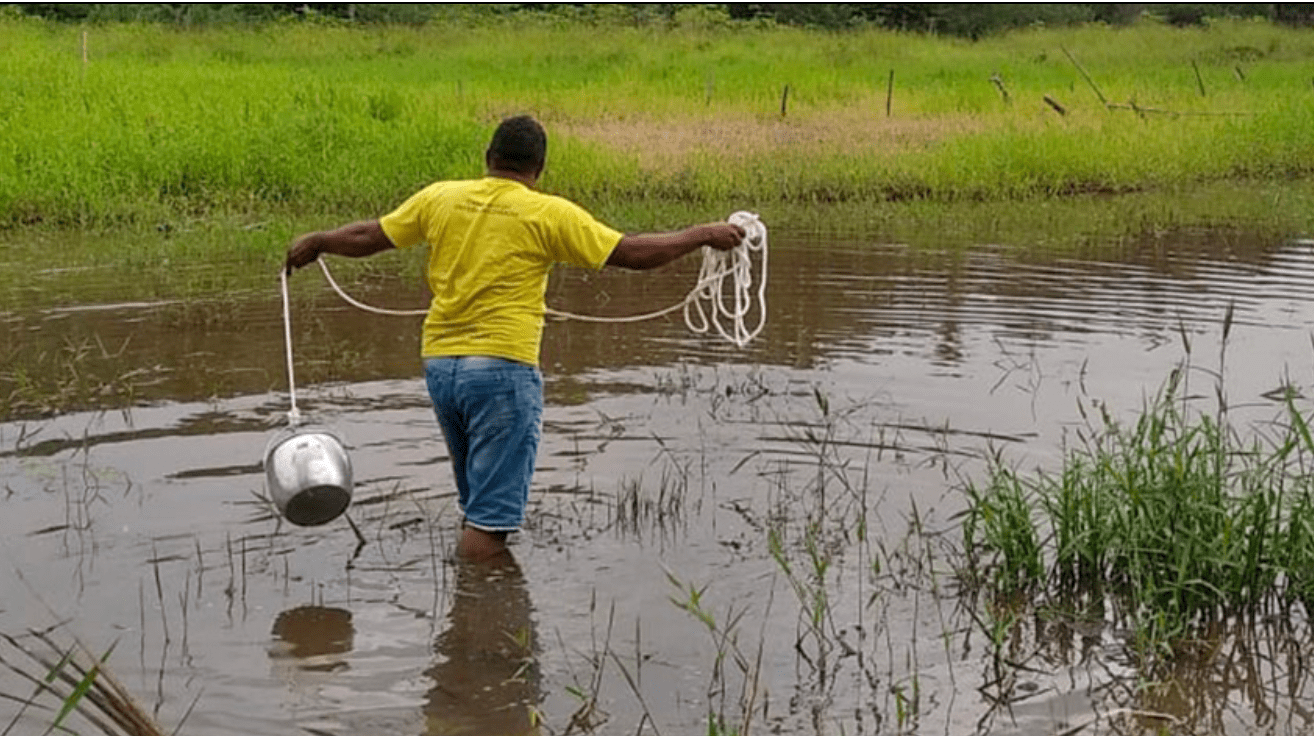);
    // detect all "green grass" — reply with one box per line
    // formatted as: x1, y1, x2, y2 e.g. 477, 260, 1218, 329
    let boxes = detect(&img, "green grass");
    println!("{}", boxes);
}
4, 12, 1314, 339
961, 351, 1314, 665
3, 16, 1314, 231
